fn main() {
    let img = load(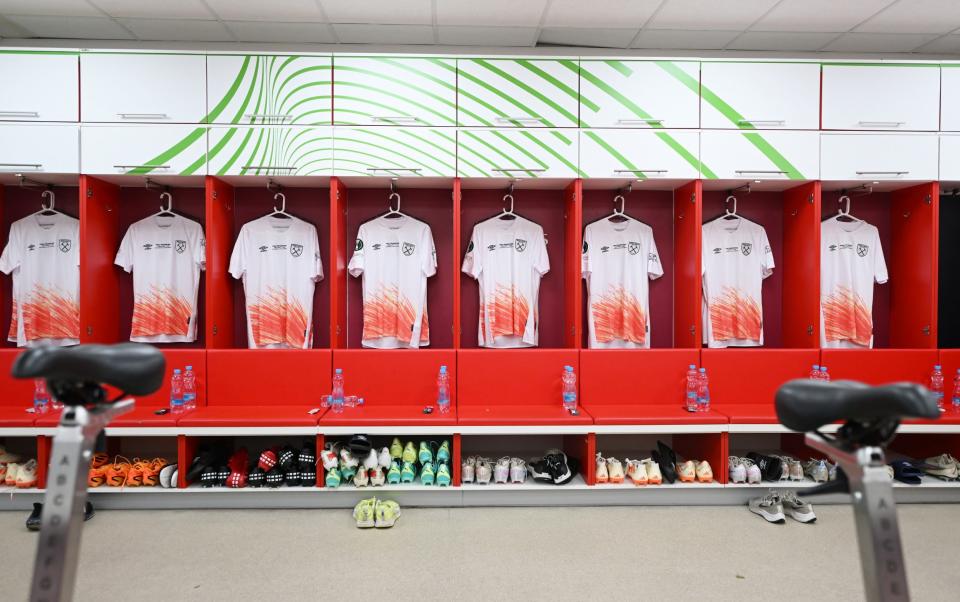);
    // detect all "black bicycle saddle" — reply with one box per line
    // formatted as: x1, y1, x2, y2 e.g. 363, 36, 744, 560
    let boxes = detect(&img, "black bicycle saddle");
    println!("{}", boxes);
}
776, 379, 939, 432
11, 343, 166, 396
